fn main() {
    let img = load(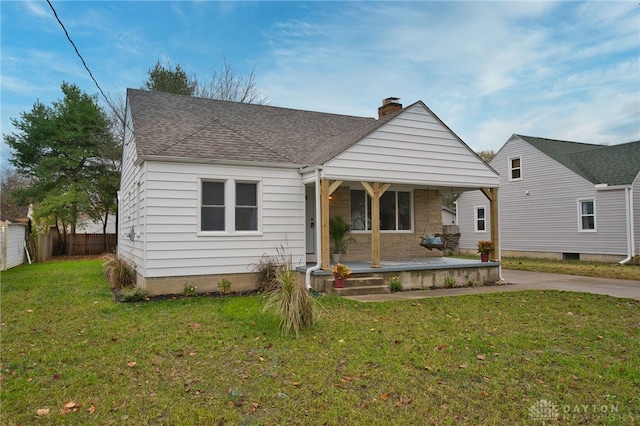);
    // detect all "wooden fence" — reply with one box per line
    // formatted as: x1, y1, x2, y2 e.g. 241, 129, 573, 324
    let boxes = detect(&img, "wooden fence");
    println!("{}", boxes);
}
50, 233, 117, 257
